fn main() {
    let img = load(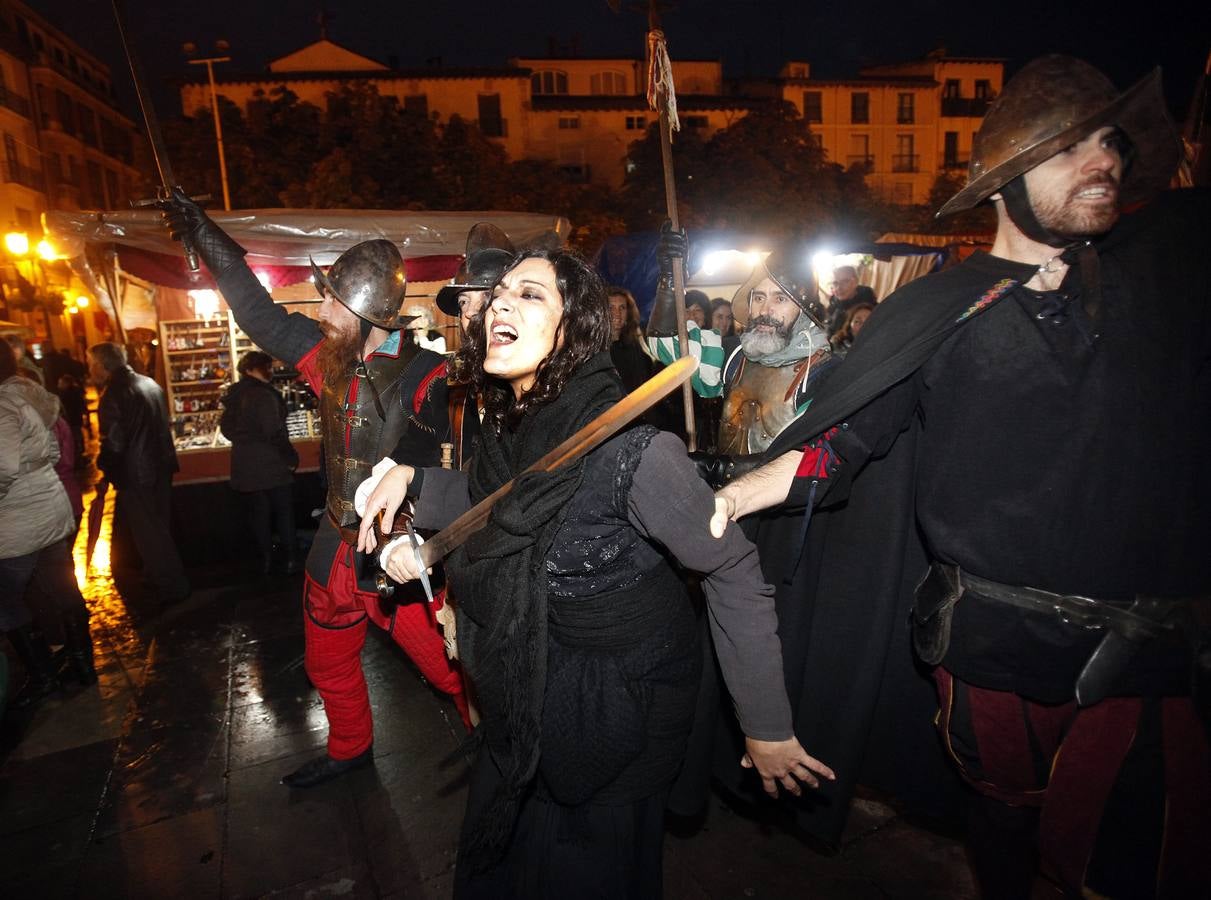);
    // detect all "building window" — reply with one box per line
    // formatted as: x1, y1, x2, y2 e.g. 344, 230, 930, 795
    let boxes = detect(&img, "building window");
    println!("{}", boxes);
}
86, 160, 104, 207
683, 115, 709, 130
591, 71, 626, 95
404, 94, 428, 117
944, 131, 960, 168
893, 134, 916, 171
974, 79, 992, 100
478, 94, 504, 137
625, 115, 647, 130
5, 132, 18, 170
77, 103, 98, 147
896, 93, 914, 124
56, 90, 75, 135
16, 18, 30, 47
848, 133, 872, 171
850, 92, 869, 124
531, 71, 568, 95
943, 79, 960, 99
802, 91, 822, 123
558, 116, 580, 130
